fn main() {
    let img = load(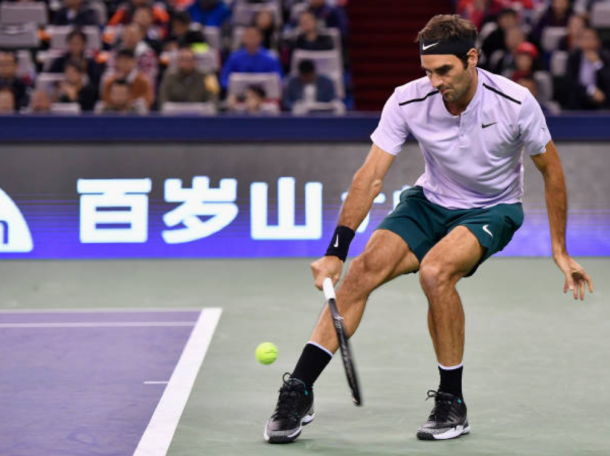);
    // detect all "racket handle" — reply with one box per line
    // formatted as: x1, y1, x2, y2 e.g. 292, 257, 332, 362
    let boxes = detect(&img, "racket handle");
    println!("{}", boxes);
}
322, 277, 336, 301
